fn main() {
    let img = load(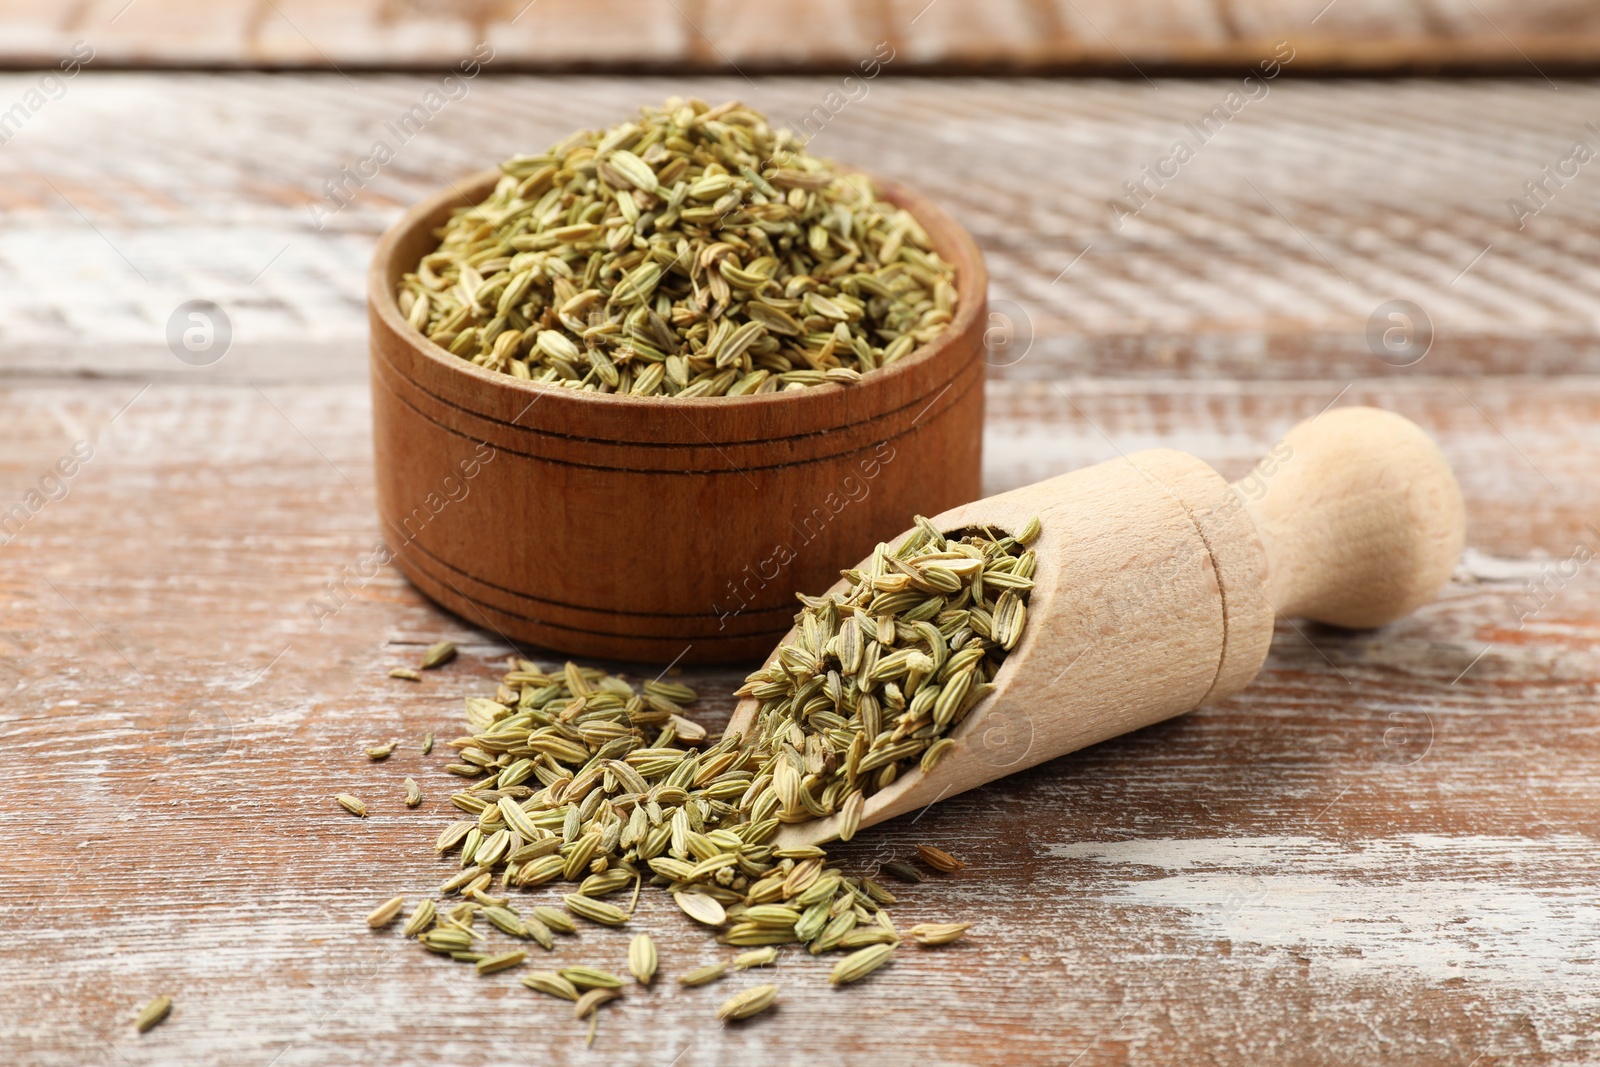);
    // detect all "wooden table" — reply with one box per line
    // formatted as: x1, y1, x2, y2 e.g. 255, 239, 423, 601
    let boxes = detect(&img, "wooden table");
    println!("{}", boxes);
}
3, 75, 1598, 1066
7, 0, 1600, 72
